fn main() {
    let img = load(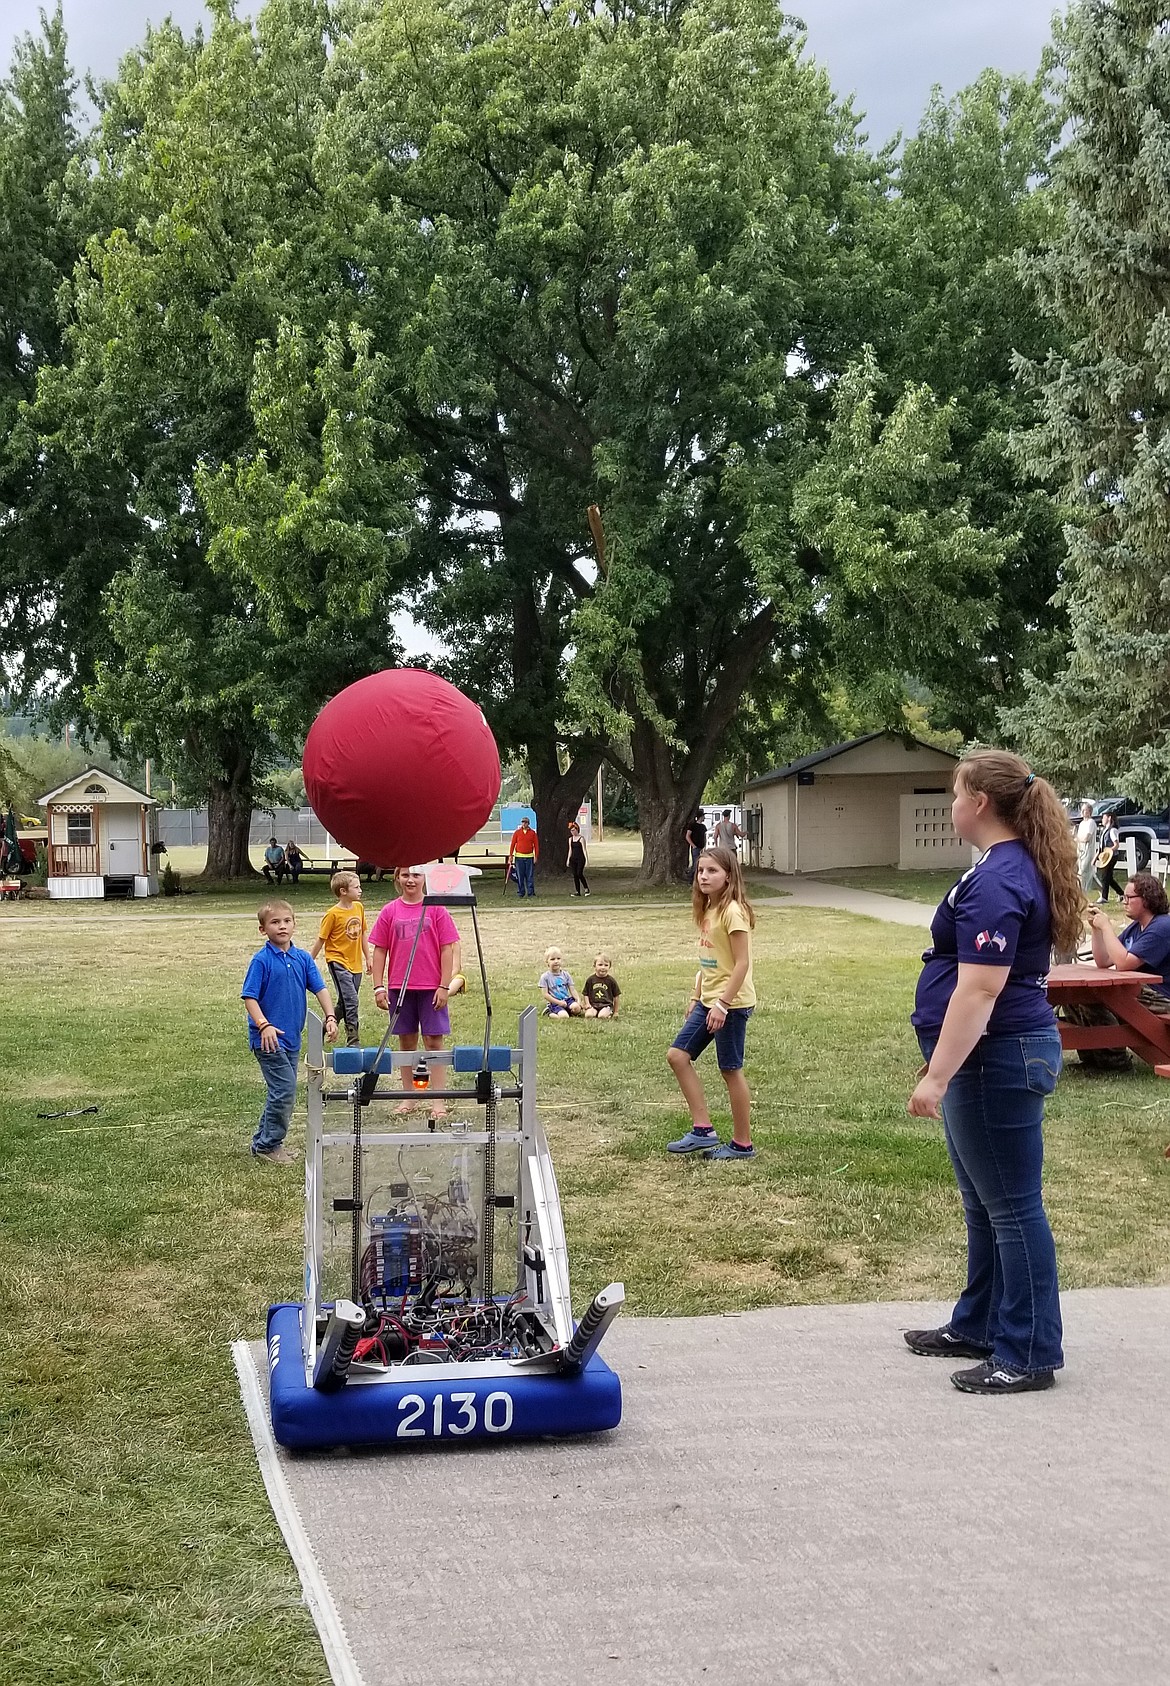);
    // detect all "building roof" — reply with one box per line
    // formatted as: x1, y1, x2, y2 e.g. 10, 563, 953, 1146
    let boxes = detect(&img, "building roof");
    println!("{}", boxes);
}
38, 765, 157, 807
744, 732, 959, 790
